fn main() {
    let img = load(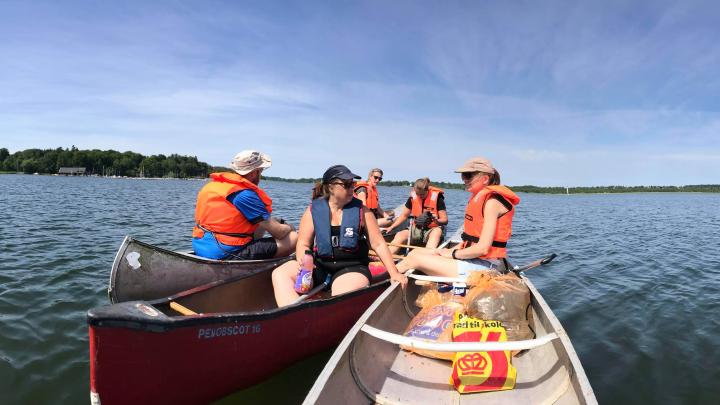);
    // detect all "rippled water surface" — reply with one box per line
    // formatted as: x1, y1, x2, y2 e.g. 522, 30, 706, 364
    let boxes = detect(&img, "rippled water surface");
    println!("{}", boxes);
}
1, 174, 718, 404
